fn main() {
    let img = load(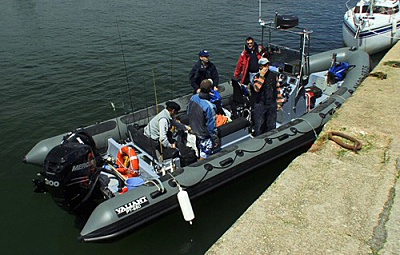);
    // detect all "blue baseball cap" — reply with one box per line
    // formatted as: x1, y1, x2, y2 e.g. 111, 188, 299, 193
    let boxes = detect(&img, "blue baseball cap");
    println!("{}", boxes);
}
199, 50, 210, 57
